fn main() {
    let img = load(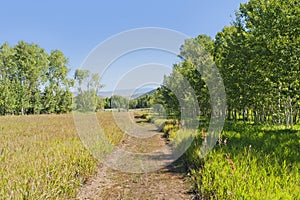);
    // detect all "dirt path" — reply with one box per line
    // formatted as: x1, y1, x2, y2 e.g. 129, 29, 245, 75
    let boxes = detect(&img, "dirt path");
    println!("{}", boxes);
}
76, 114, 194, 200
